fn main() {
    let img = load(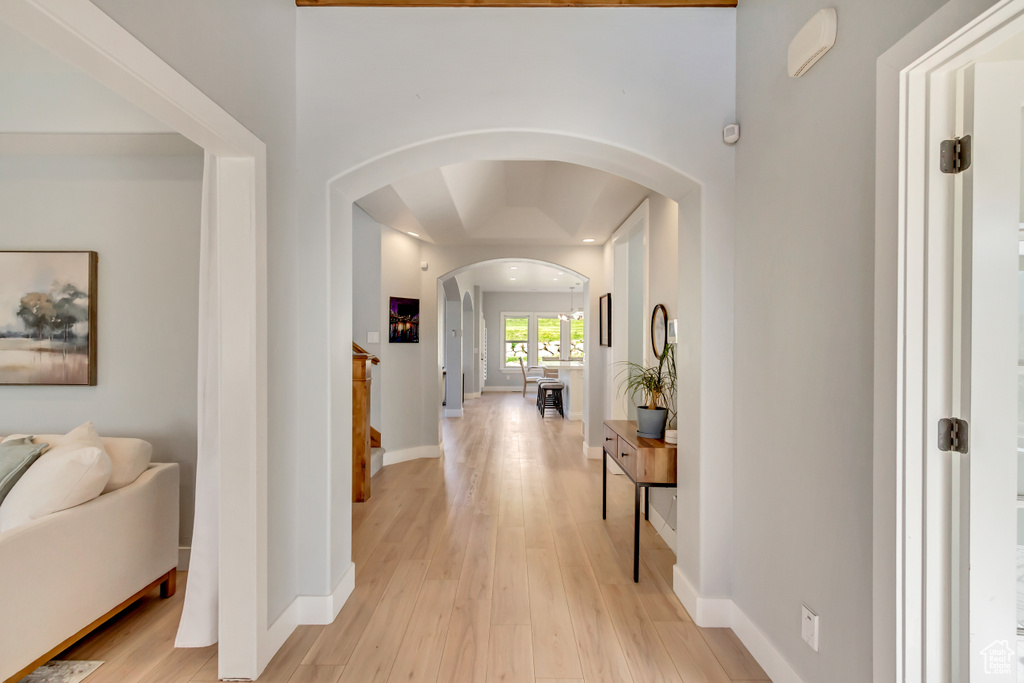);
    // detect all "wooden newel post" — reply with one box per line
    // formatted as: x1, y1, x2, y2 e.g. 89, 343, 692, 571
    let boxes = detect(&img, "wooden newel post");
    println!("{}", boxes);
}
352, 343, 378, 503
